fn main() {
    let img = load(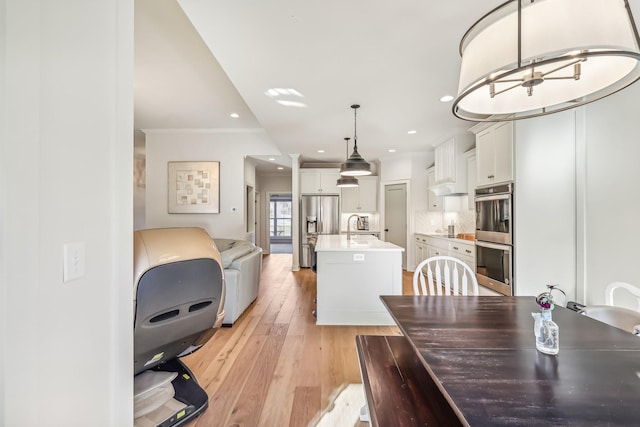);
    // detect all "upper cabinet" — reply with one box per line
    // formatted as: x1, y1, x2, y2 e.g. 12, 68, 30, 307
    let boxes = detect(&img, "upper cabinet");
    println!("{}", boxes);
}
430, 135, 475, 196
426, 167, 443, 211
300, 168, 341, 194
465, 148, 477, 210
473, 121, 514, 187
341, 176, 378, 212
